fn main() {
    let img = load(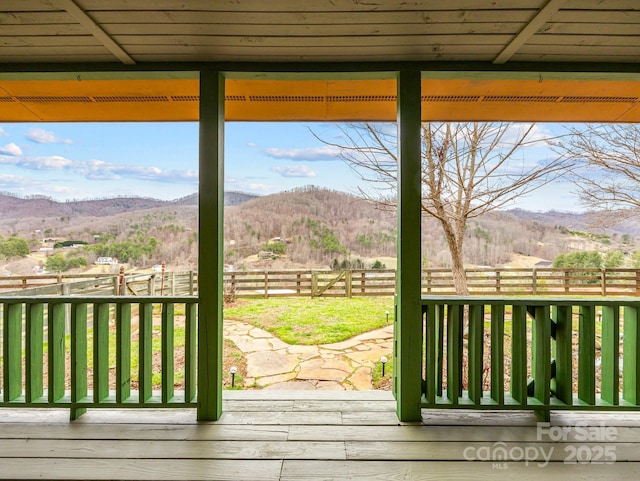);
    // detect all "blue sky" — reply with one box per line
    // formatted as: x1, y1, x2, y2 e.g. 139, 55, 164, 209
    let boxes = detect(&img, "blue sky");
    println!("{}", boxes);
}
0, 121, 581, 211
